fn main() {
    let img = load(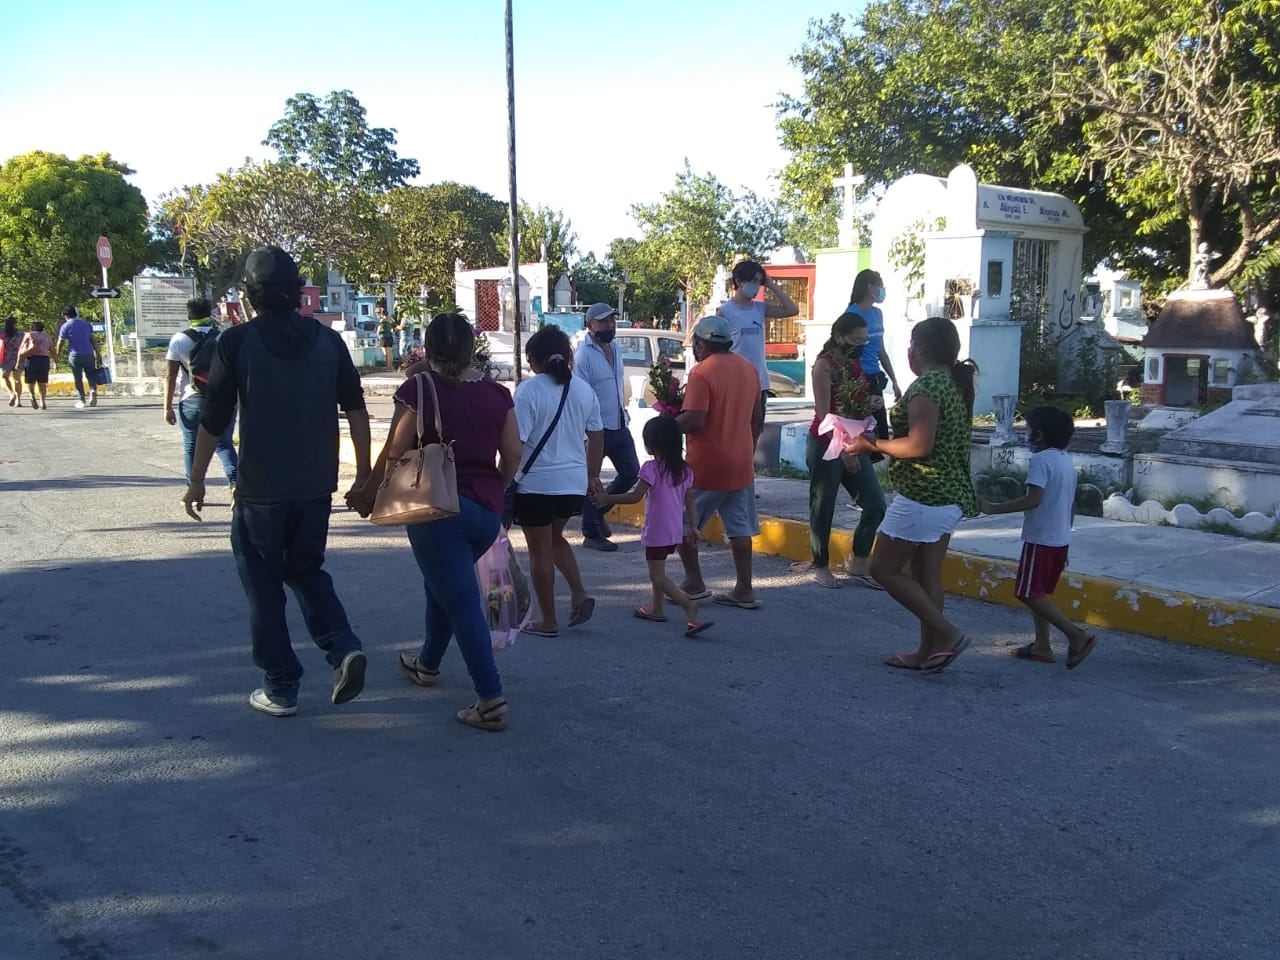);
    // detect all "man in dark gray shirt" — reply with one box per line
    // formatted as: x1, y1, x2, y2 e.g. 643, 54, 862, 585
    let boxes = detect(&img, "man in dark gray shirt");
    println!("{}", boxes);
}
183, 246, 373, 717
